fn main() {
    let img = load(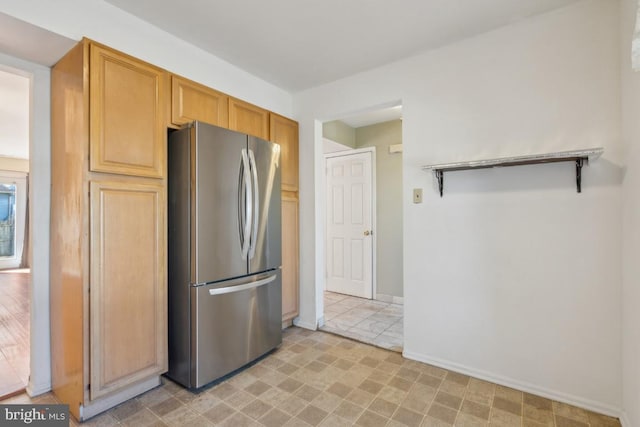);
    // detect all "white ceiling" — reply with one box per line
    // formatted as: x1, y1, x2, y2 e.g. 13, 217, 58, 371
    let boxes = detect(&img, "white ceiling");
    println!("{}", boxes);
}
0, 1, 584, 142
105, 0, 582, 92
